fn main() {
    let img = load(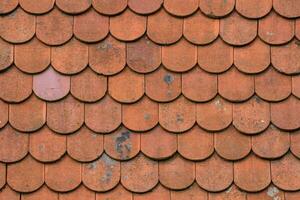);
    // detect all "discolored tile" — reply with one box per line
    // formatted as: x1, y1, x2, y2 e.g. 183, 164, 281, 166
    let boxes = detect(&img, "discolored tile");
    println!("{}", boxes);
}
247, 185, 285, 200
92, 0, 127, 15
0, 0, 18, 14
236, 0, 272, 18
273, 0, 300, 18
96, 184, 132, 200
22, 185, 58, 200
59, 185, 95, 200
56, 0, 91, 14
19, 0, 54, 14
199, 0, 235, 17
128, 0, 162, 14
0, 38, 13, 71
164, 0, 198, 17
